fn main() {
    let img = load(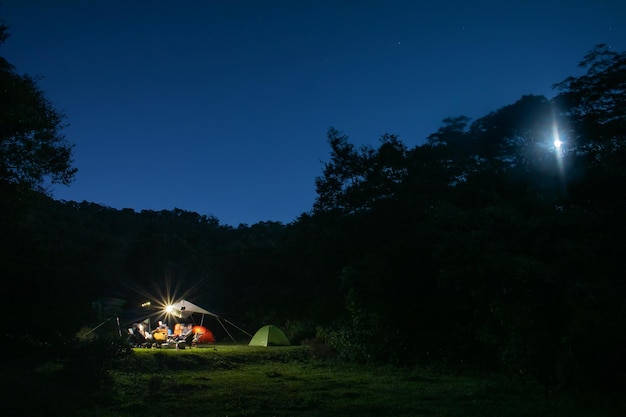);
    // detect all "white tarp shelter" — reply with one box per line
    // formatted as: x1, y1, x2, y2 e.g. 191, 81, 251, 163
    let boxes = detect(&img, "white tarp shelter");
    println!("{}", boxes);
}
167, 299, 251, 342
169, 299, 218, 321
